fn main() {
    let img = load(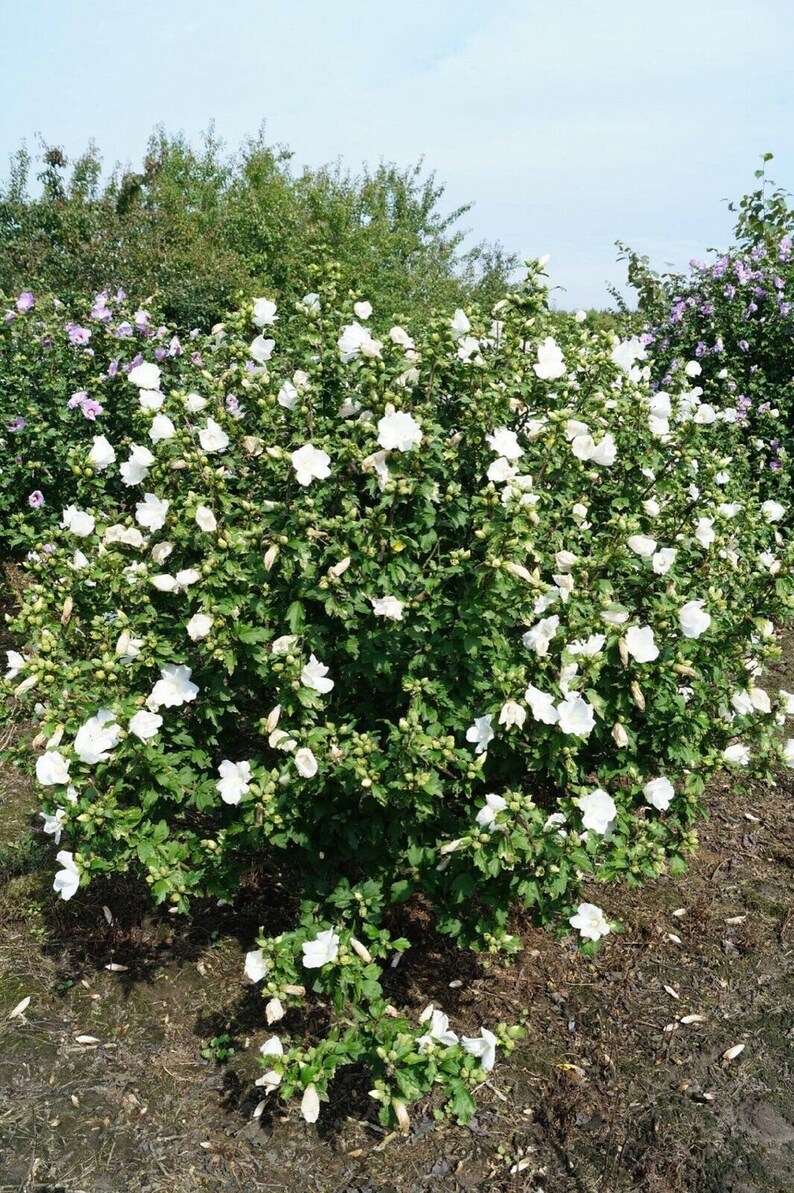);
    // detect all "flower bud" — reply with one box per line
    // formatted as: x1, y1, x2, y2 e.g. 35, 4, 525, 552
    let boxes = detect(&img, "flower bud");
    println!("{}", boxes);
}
612, 722, 629, 748
264, 545, 279, 571
350, 937, 372, 963
439, 837, 467, 855
329, 556, 351, 578
265, 997, 285, 1024
630, 682, 646, 711
504, 561, 532, 583
394, 1099, 410, 1135
618, 638, 629, 667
